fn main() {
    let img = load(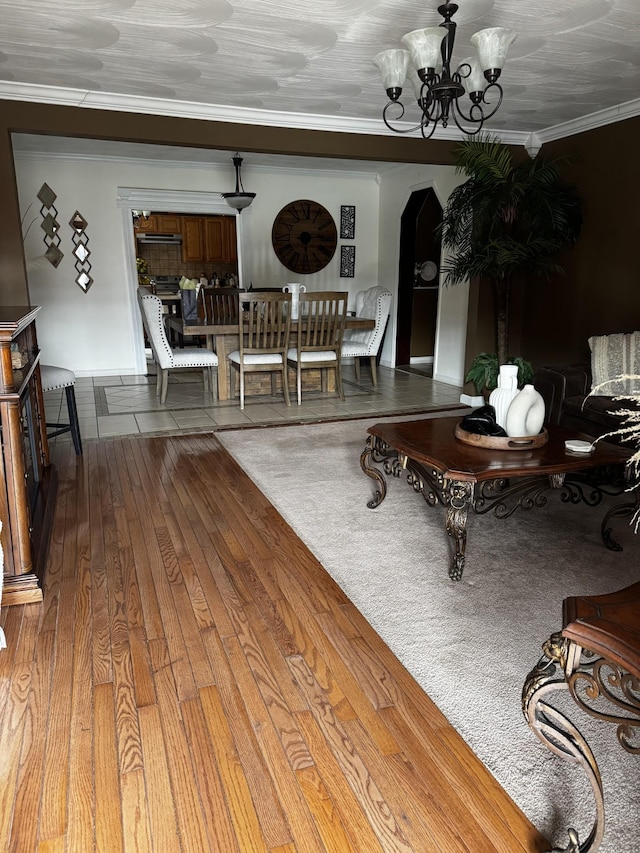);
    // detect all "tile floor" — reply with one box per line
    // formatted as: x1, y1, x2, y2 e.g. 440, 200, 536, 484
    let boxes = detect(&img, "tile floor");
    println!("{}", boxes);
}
42, 361, 465, 445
